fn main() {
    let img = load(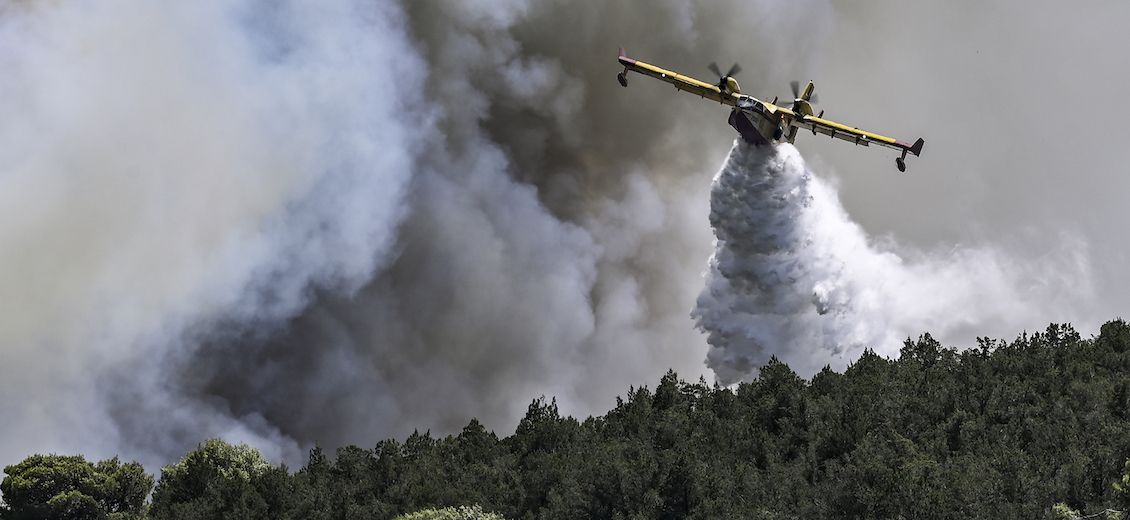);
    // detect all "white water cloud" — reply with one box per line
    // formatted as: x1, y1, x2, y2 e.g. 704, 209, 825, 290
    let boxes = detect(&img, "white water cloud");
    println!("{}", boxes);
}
694, 141, 1094, 382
